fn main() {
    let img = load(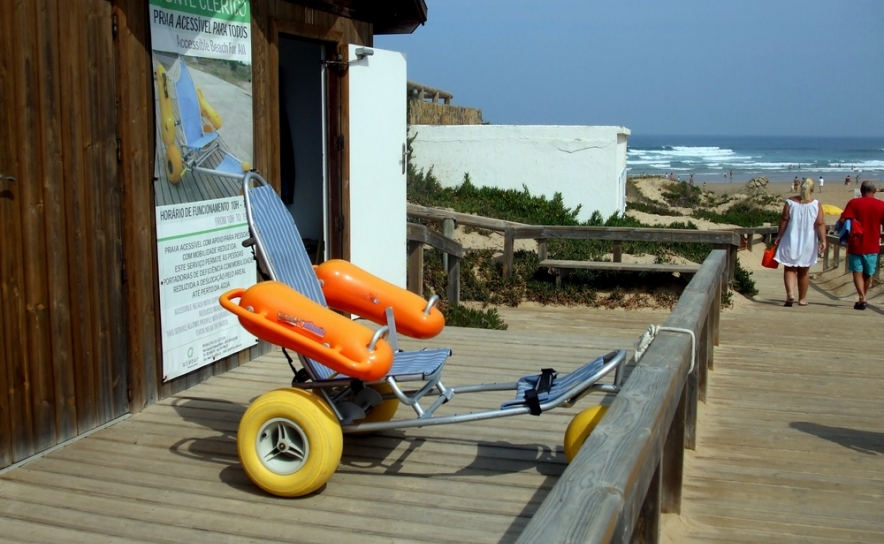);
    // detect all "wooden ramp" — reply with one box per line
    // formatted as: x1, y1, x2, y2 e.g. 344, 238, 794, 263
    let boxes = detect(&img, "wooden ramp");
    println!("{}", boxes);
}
659, 251, 884, 543
0, 322, 650, 544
